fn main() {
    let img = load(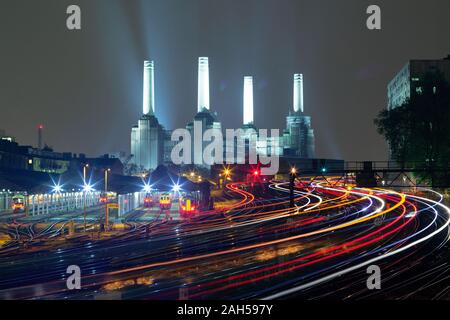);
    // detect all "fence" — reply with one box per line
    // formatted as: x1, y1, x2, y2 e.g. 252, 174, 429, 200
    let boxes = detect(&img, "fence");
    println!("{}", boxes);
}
0, 192, 15, 212
28, 191, 102, 216
118, 192, 145, 217
0, 191, 102, 216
